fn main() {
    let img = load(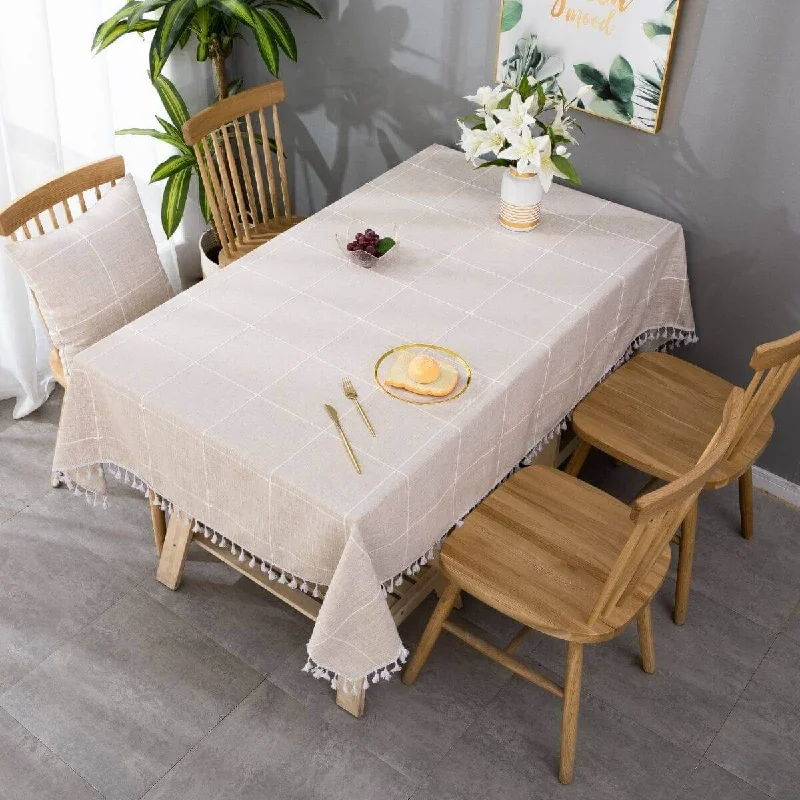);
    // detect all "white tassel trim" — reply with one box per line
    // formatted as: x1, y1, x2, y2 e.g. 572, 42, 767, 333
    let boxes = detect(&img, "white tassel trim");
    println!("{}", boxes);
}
301, 645, 410, 692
